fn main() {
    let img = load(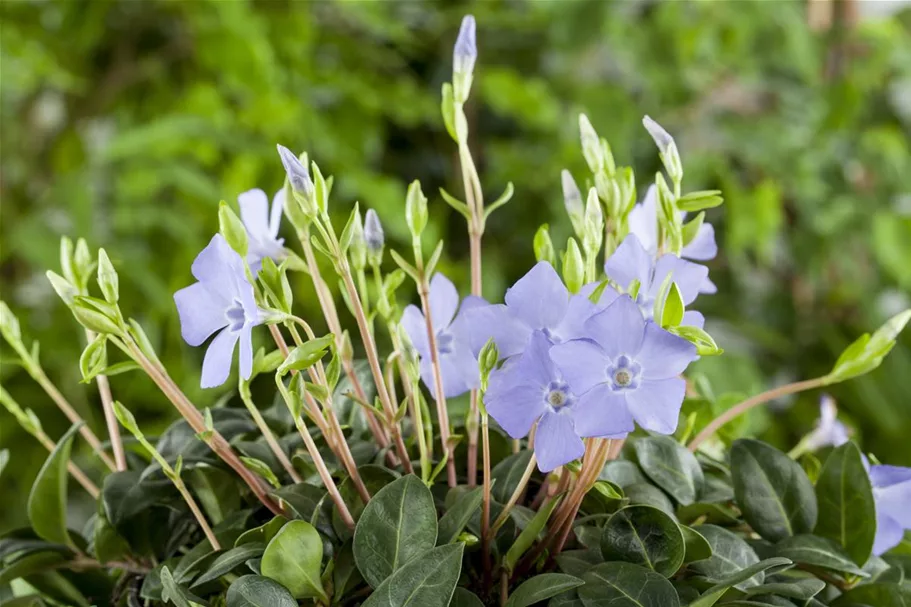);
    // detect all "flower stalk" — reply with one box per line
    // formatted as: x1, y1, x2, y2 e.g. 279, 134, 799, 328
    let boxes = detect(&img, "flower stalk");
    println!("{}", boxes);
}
85, 329, 127, 471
